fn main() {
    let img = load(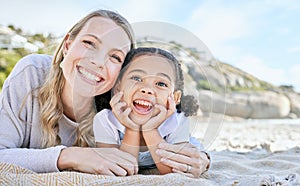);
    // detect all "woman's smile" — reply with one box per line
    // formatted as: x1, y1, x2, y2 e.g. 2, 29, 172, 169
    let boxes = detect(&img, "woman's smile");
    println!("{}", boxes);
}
77, 65, 104, 85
